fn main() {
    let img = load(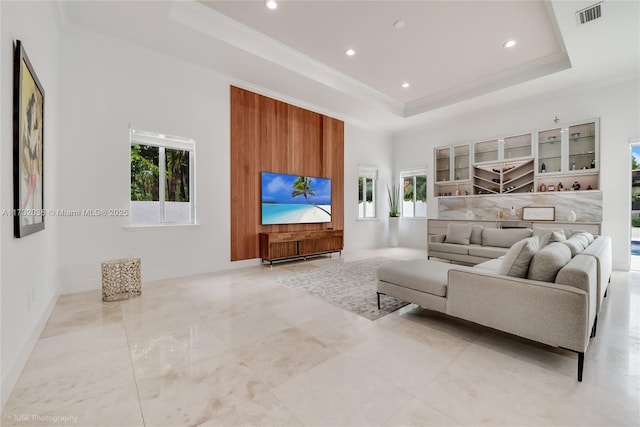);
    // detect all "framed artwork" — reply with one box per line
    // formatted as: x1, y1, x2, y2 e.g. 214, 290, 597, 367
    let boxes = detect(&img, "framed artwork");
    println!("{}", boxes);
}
13, 40, 45, 237
522, 206, 556, 221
